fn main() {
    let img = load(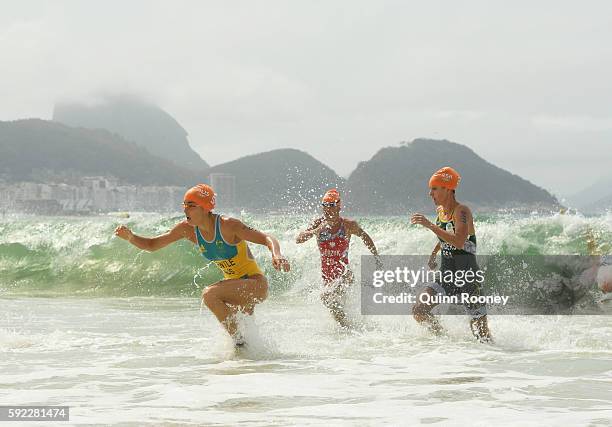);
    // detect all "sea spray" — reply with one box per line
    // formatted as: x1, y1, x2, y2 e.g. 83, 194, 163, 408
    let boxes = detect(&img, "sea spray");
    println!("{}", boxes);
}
0, 212, 610, 298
